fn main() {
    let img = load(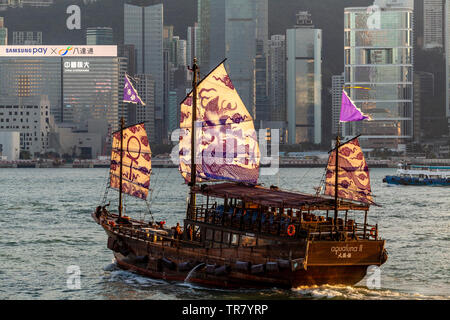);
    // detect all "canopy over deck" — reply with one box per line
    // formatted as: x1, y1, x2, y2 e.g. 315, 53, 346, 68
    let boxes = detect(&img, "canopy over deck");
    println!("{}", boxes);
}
193, 183, 370, 211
